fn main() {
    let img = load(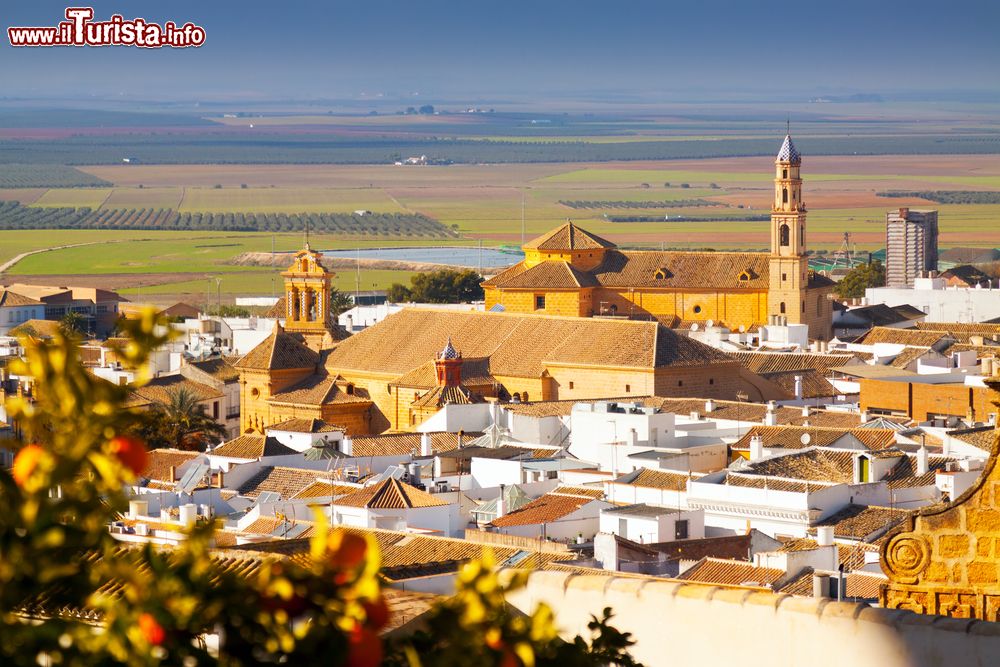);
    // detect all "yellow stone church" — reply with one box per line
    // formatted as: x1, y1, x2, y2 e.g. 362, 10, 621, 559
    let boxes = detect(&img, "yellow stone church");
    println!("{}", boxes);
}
483, 135, 834, 340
